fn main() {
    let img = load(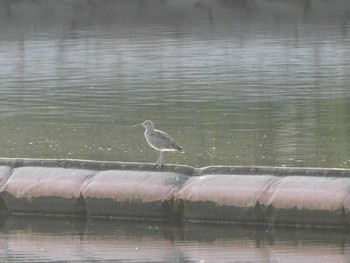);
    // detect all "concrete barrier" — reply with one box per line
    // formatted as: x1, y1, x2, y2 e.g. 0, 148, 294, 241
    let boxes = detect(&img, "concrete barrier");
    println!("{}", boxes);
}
1, 166, 95, 216
82, 170, 187, 219
174, 174, 278, 224
0, 158, 350, 228
0, 166, 12, 215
